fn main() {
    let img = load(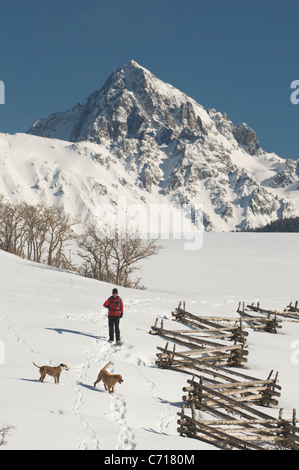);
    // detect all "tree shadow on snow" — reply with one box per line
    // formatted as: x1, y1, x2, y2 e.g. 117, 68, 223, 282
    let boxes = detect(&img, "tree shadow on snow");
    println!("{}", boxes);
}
141, 427, 168, 436
45, 327, 104, 341
156, 397, 182, 408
